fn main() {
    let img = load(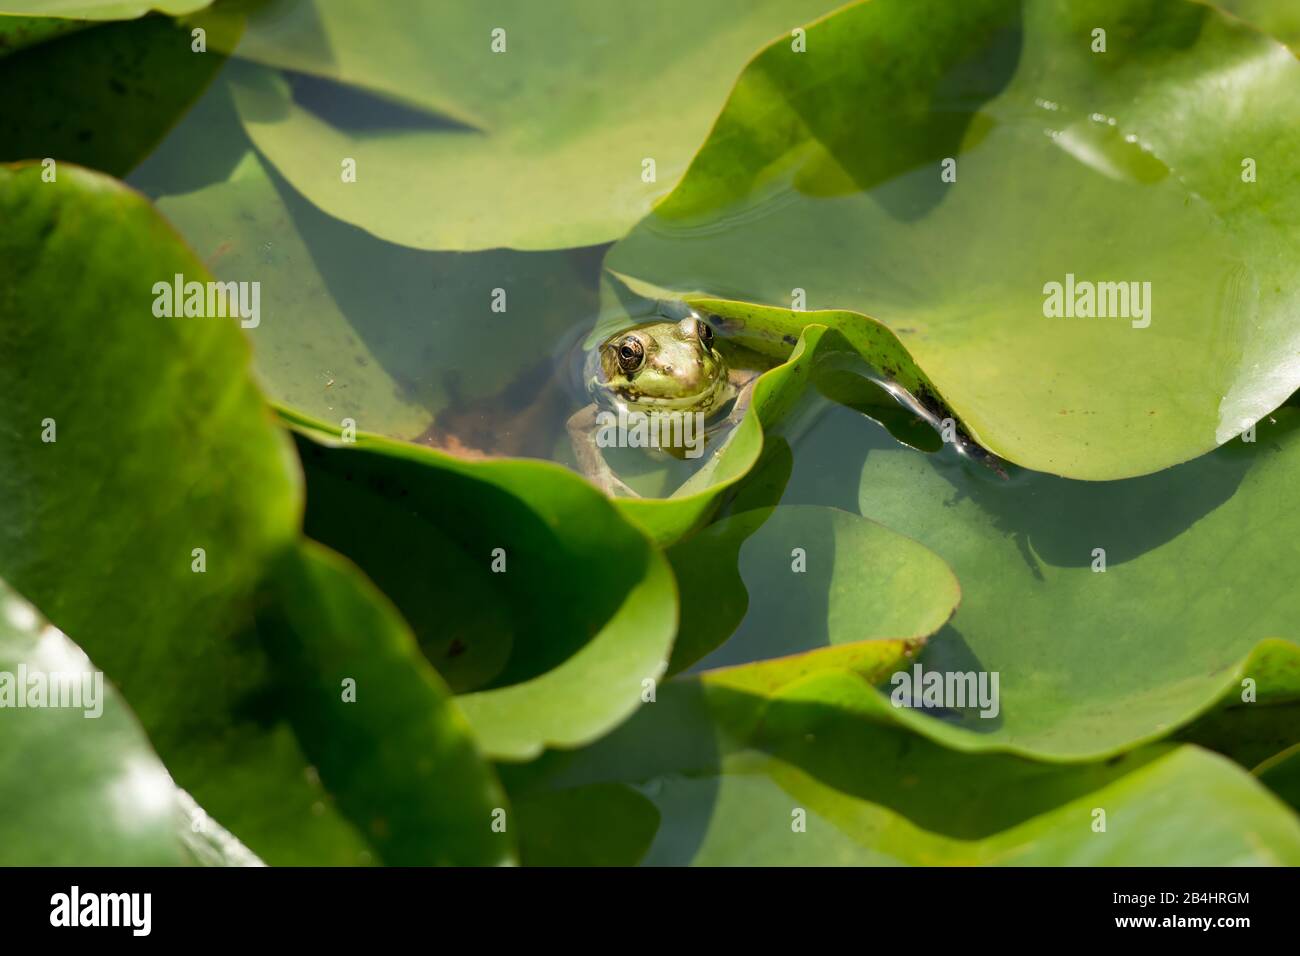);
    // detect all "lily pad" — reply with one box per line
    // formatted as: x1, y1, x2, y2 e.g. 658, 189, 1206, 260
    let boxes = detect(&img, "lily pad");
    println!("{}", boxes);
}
0, 163, 511, 864
0, 13, 234, 175
0, 1, 211, 17
1216, 0, 1300, 48
665, 504, 960, 675
737, 394, 1300, 759
522, 678, 1300, 865
224, 0, 848, 250
608, 0, 1300, 479
1254, 746, 1300, 812
255, 542, 514, 865
1175, 638, 1300, 791
0, 15, 89, 57
283, 413, 678, 761
0, 578, 189, 865
510, 783, 659, 866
